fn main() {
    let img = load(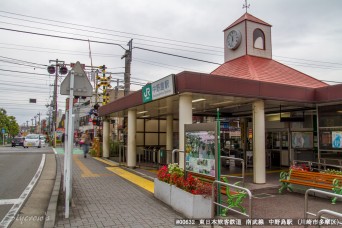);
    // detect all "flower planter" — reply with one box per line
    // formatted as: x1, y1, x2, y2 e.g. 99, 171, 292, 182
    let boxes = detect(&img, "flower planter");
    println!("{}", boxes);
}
154, 178, 171, 205
154, 180, 212, 219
